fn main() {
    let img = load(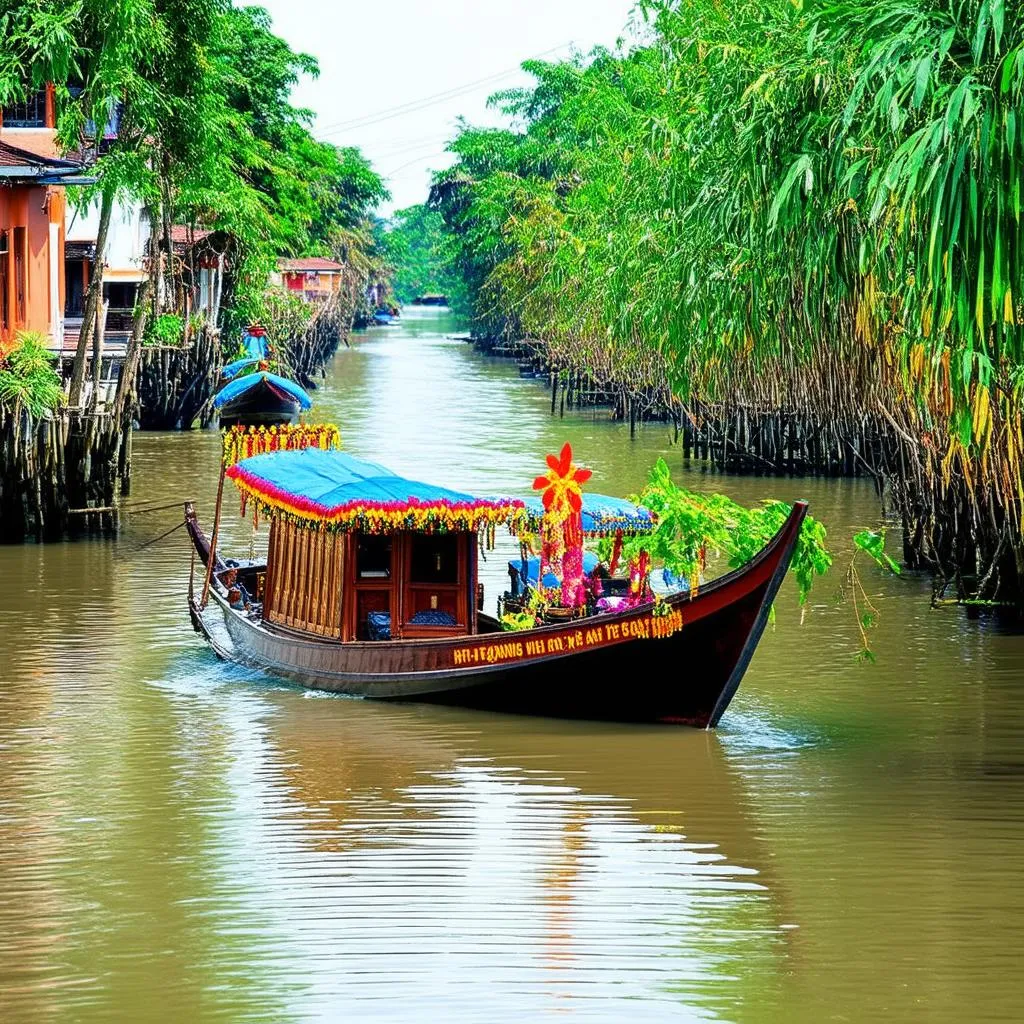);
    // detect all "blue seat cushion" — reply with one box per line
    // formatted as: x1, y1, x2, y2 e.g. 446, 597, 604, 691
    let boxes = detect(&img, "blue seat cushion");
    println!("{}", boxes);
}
366, 611, 391, 641
409, 609, 457, 626
508, 553, 601, 592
